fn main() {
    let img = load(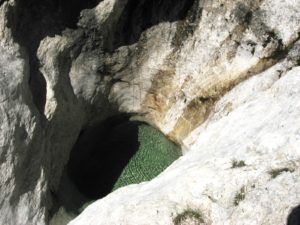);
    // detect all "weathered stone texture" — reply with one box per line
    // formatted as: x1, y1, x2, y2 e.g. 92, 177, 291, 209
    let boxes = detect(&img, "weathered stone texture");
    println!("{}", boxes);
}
1, 0, 300, 224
